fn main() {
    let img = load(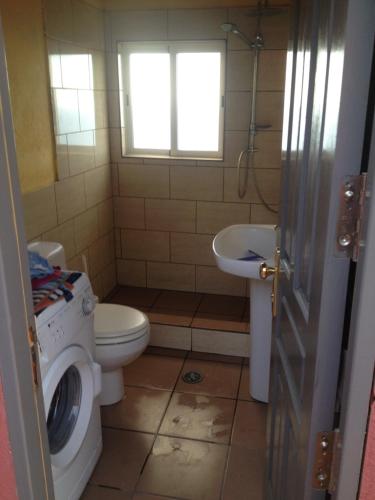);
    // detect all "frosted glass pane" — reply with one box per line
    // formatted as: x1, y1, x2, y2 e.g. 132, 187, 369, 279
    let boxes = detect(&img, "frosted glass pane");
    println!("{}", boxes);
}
129, 53, 171, 150
177, 52, 221, 152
